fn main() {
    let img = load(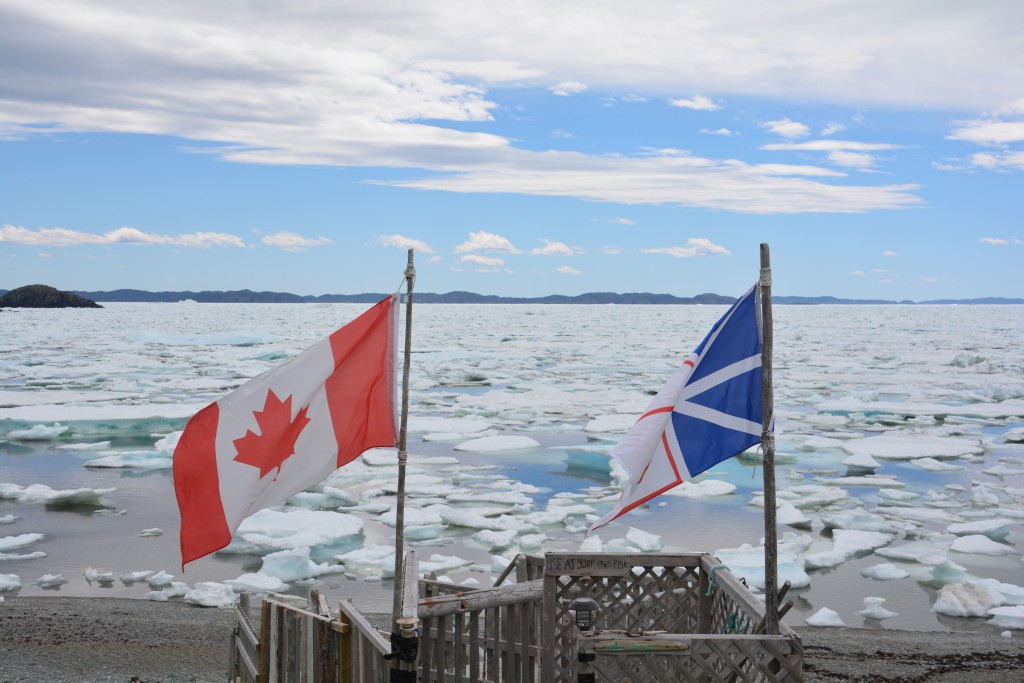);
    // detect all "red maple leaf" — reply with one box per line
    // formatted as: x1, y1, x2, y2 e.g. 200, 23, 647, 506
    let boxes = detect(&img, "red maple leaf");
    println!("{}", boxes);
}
232, 389, 311, 480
